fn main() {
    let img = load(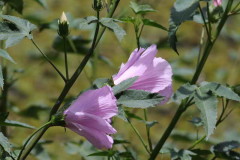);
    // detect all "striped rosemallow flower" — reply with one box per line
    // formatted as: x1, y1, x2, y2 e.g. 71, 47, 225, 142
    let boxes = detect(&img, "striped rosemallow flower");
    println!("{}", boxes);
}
112, 44, 173, 104
64, 86, 118, 149
213, 0, 222, 6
